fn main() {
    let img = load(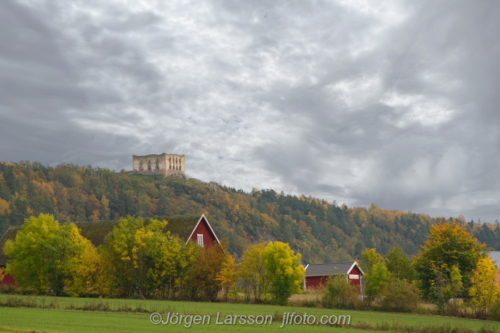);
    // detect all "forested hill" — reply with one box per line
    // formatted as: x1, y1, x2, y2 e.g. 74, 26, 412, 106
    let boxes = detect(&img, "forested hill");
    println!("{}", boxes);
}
0, 161, 499, 262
